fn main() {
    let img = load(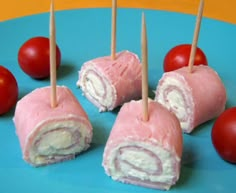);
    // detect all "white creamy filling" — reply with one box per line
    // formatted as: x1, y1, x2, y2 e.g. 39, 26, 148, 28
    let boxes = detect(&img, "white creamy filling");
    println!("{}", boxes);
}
37, 130, 73, 155
86, 73, 105, 98
166, 90, 186, 120
120, 149, 157, 172
29, 118, 90, 165
79, 65, 115, 110
107, 141, 179, 183
119, 149, 158, 180
156, 77, 191, 130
